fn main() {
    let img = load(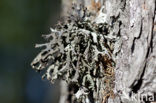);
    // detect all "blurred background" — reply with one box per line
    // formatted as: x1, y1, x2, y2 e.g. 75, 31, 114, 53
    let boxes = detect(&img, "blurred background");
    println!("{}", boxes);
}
0, 0, 62, 103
